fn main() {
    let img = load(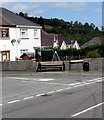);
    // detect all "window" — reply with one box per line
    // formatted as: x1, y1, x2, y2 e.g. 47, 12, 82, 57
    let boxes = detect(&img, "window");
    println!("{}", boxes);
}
34, 29, 39, 39
0, 28, 9, 38
20, 29, 28, 38
20, 49, 28, 55
1, 51, 10, 61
